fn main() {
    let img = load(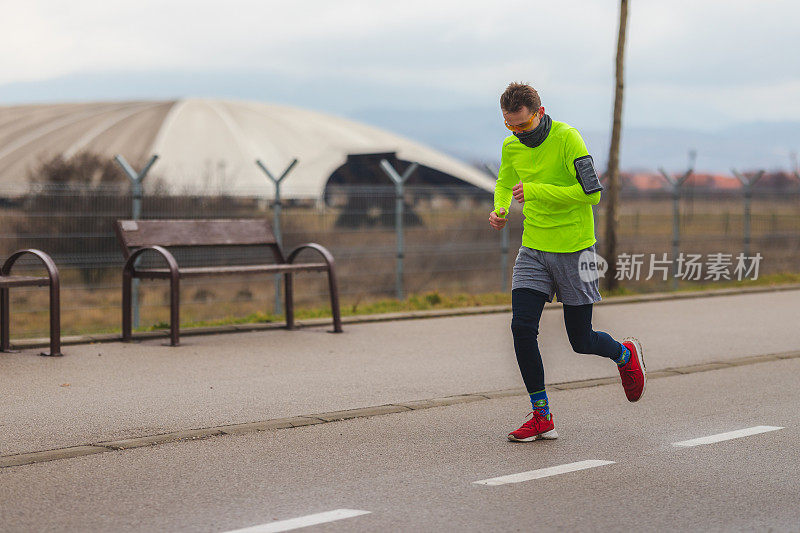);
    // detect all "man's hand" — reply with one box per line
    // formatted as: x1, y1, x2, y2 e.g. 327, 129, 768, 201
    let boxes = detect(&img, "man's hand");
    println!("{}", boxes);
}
512, 181, 525, 204
489, 208, 507, 230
